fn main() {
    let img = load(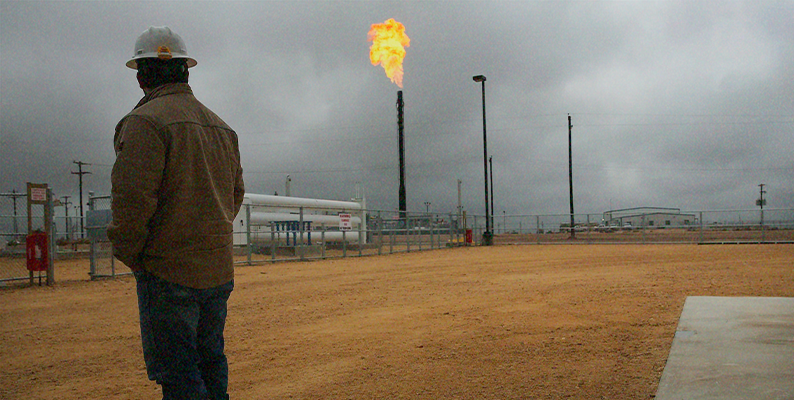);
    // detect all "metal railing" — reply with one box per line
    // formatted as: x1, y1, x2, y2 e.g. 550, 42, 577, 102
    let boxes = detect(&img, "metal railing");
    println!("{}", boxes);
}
86, 195, 124, 279
493, 208, 794, 244
234, 205, 468, 265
